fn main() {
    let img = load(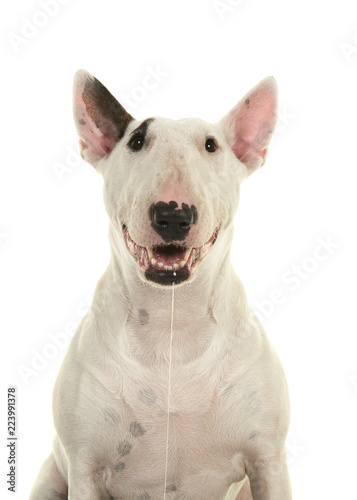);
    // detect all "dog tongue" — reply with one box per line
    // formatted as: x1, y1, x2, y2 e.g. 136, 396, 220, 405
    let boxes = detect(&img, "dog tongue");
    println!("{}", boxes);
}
152, 245, 190, 268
